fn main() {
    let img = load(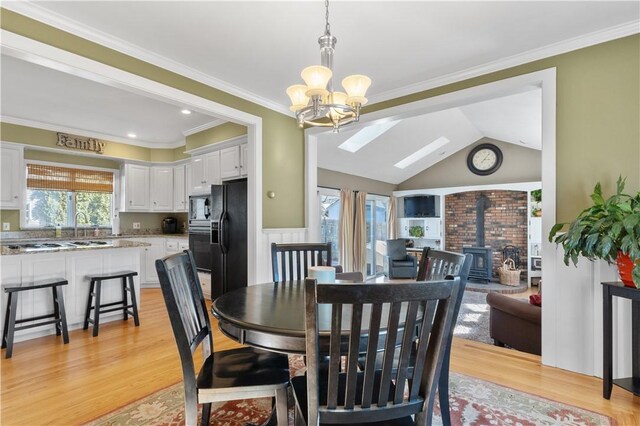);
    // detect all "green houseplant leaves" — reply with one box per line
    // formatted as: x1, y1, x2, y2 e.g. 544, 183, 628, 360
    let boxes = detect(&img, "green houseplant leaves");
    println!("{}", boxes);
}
549, 176, 640, 288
